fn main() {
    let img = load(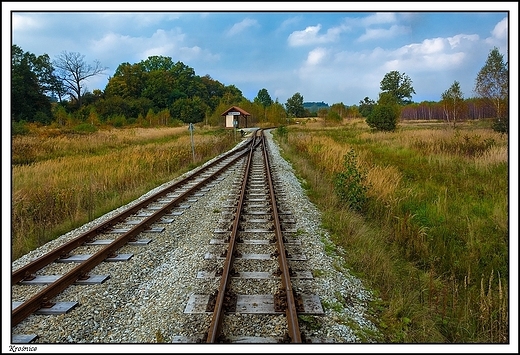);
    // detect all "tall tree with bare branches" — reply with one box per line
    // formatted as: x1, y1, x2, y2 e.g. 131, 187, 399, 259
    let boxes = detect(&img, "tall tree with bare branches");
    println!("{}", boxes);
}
53, 51, 107, 108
